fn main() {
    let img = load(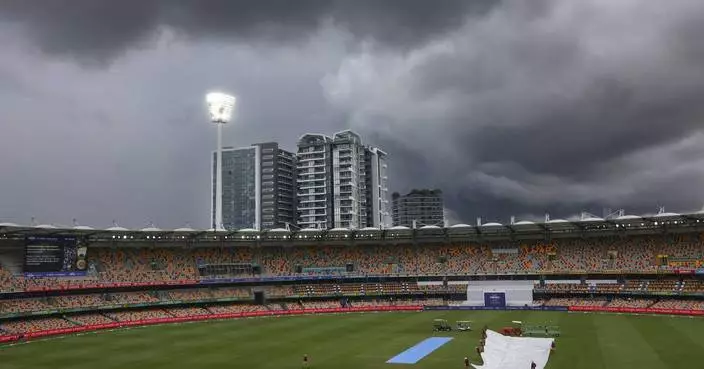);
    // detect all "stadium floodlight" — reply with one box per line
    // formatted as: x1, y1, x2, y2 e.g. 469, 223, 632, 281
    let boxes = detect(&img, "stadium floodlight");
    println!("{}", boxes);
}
206, 91, 237, 231
206, 92, 236, 123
